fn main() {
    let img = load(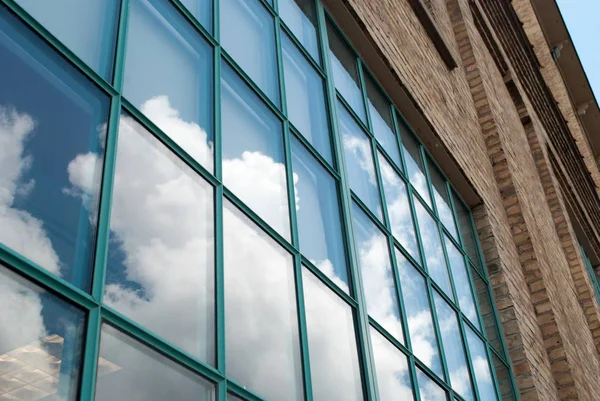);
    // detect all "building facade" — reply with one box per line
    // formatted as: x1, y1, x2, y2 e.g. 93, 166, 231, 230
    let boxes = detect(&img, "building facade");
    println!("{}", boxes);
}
0, 0, 599, 400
